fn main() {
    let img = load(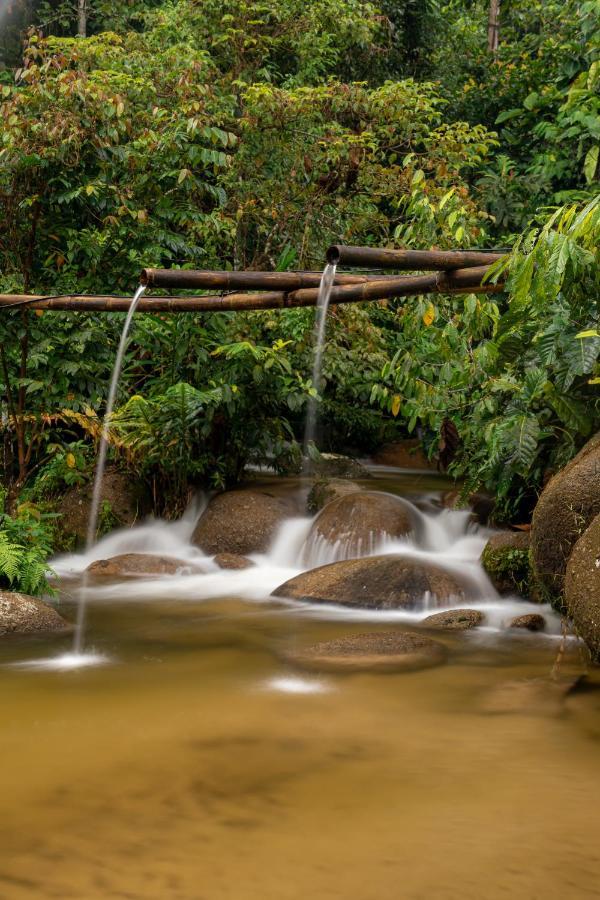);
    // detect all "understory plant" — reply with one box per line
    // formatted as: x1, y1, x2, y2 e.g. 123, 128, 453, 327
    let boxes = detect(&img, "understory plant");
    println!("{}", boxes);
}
0, 491, 55, 595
